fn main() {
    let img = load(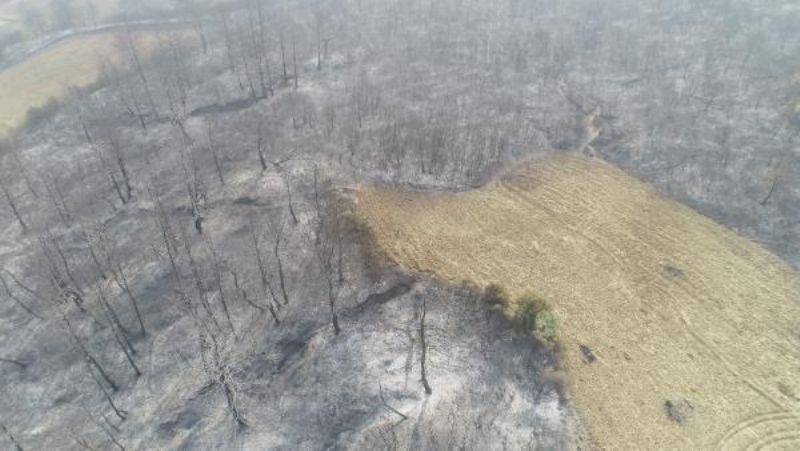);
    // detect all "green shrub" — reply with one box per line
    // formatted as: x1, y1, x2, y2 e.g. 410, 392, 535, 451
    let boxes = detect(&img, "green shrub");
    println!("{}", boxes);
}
515, 292, 558, 345
533, 308, 558, 344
